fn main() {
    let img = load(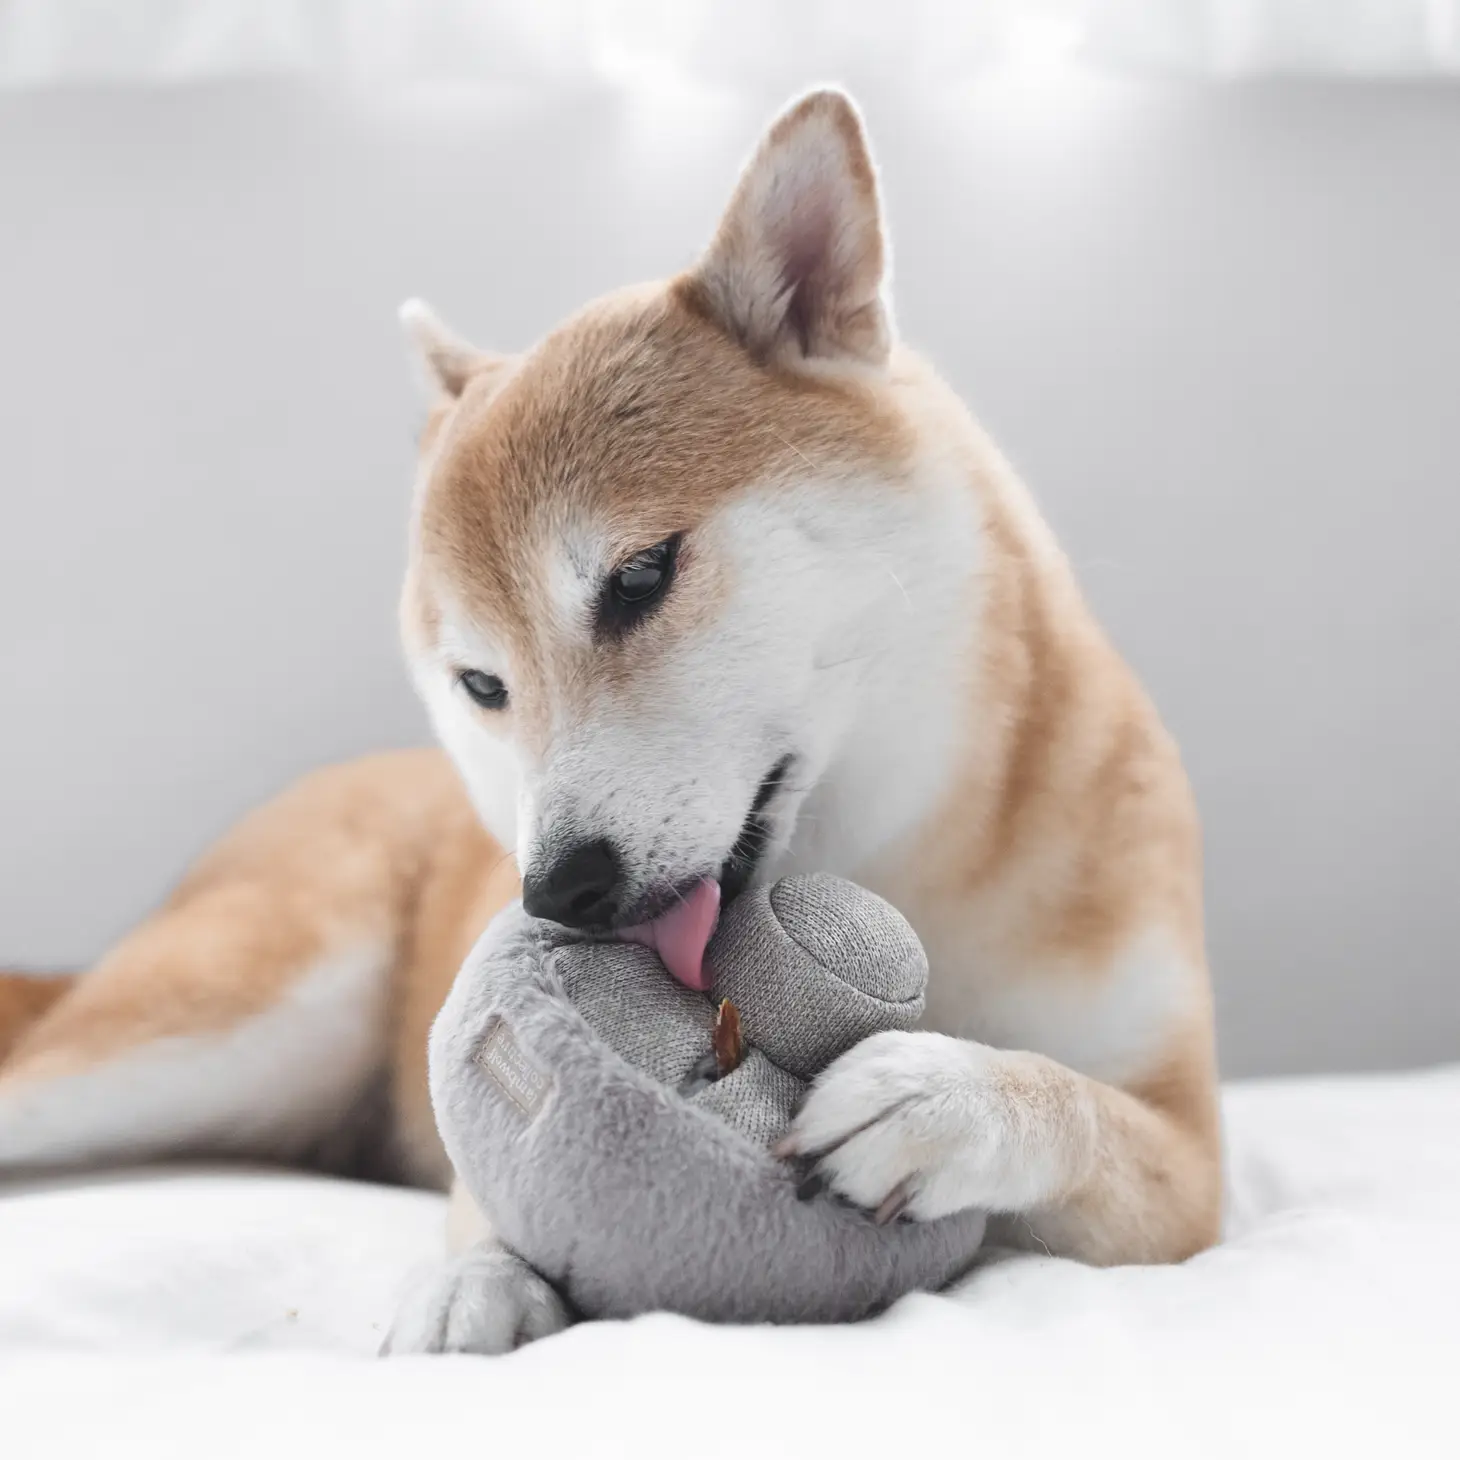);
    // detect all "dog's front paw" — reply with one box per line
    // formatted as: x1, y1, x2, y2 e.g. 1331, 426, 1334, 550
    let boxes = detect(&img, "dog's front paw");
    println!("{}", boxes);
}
776, 1031, 1060, 1221
381, 1244, 570, 1357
